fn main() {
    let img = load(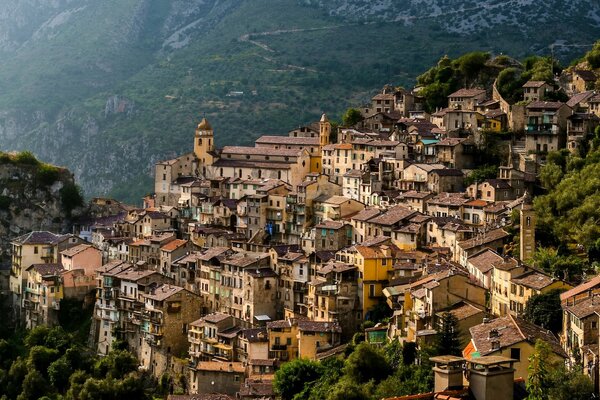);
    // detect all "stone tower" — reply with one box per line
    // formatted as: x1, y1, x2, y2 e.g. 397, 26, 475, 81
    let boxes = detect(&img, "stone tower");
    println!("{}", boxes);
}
194, 117, 215, 167
319, 113, 331, 146
519, 192, 536, 262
